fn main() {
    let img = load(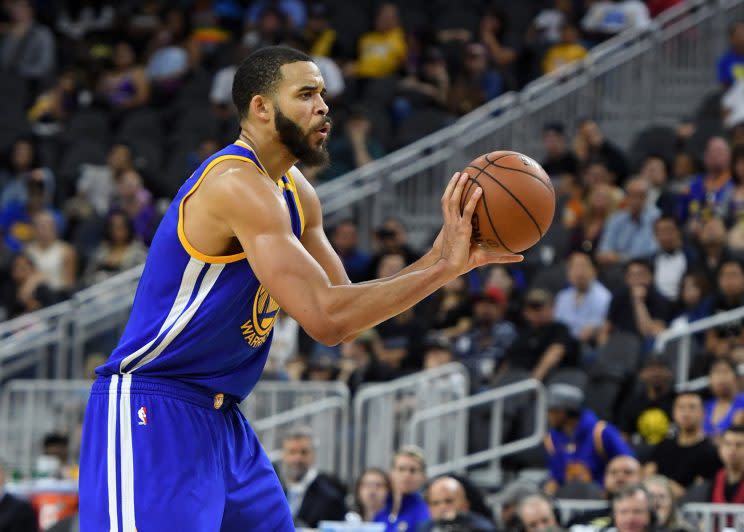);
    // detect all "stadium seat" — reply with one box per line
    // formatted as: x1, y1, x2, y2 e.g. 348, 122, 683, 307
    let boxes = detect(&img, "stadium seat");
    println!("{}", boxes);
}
627, 125, 677, 172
